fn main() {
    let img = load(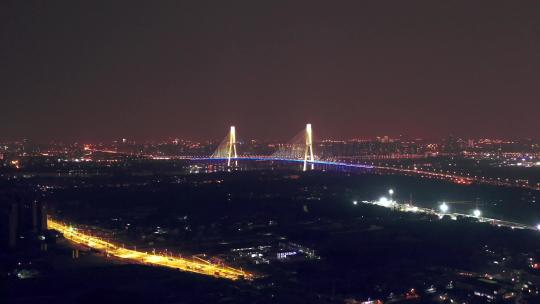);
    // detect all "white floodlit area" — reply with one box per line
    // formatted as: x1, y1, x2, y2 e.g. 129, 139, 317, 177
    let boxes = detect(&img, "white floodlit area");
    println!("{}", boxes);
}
378, 196, 394, 207
357, 190, 535, 232
439, 202, 449, 213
